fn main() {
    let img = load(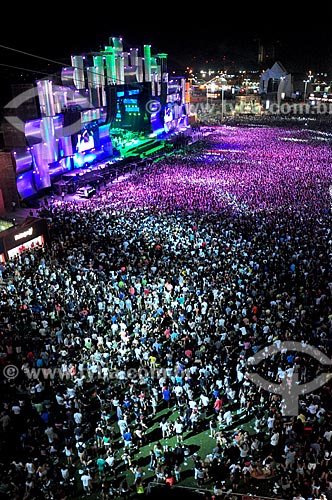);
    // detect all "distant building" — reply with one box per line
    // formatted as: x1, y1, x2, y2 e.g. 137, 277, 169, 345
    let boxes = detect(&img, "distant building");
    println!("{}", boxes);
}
259, 61, 294, 101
